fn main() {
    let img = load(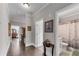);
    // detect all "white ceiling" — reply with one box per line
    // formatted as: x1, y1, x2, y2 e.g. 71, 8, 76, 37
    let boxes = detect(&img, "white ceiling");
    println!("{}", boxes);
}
8, 3, 72, 17
9, 3, 72, 24
8, 3, 47, 16
59, 4, 79, 24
